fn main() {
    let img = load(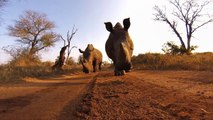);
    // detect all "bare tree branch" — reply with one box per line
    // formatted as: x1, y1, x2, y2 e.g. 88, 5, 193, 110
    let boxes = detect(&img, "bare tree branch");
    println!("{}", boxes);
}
59, 25, 78, 64
60, 35, 66, 46
192, 18, 213, 33
154, 0, 213, 54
